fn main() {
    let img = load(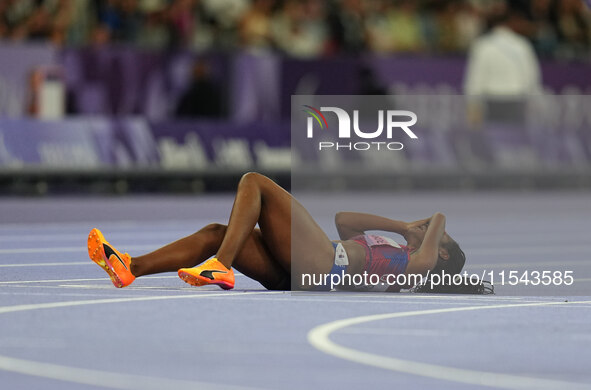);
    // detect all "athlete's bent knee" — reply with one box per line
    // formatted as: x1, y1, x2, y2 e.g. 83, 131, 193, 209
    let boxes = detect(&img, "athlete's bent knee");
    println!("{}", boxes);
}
202, 223, 227, 235
239, 172, 265, 186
